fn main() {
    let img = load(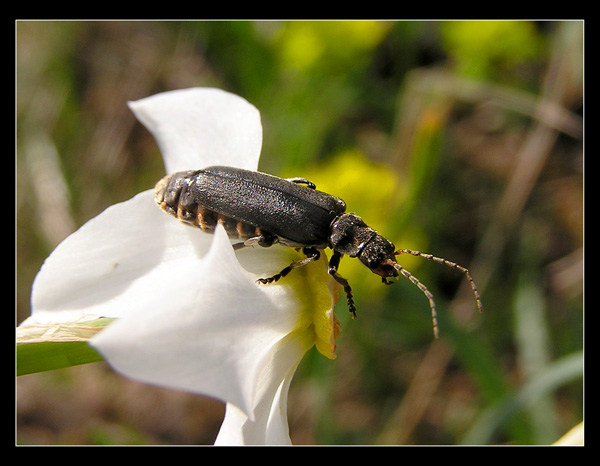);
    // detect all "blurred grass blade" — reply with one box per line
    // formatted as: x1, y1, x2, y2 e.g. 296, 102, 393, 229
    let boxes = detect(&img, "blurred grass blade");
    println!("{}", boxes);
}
16, 319, 113, 376
461, 351, 583, 445
515, 276, 560, 442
